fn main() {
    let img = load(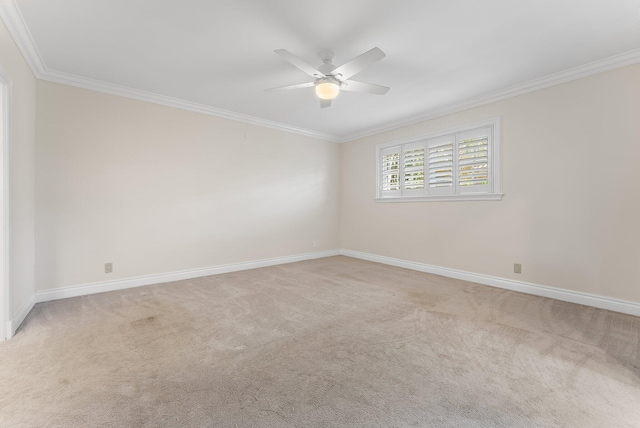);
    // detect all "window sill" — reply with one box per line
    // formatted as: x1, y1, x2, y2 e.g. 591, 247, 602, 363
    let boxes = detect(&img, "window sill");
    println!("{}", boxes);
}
375, 193, 503, 202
